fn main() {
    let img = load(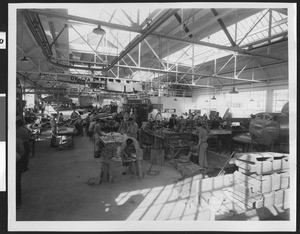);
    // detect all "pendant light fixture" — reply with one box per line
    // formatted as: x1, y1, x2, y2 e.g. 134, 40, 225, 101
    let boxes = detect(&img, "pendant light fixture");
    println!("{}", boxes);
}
249, 83, 254, 101
92, 25, 106, 35
229, 52, 239, 94
250, 63, 255, 102
229, 86, 239, 94
211, 78, 217, 100
21, 56, 29, 62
